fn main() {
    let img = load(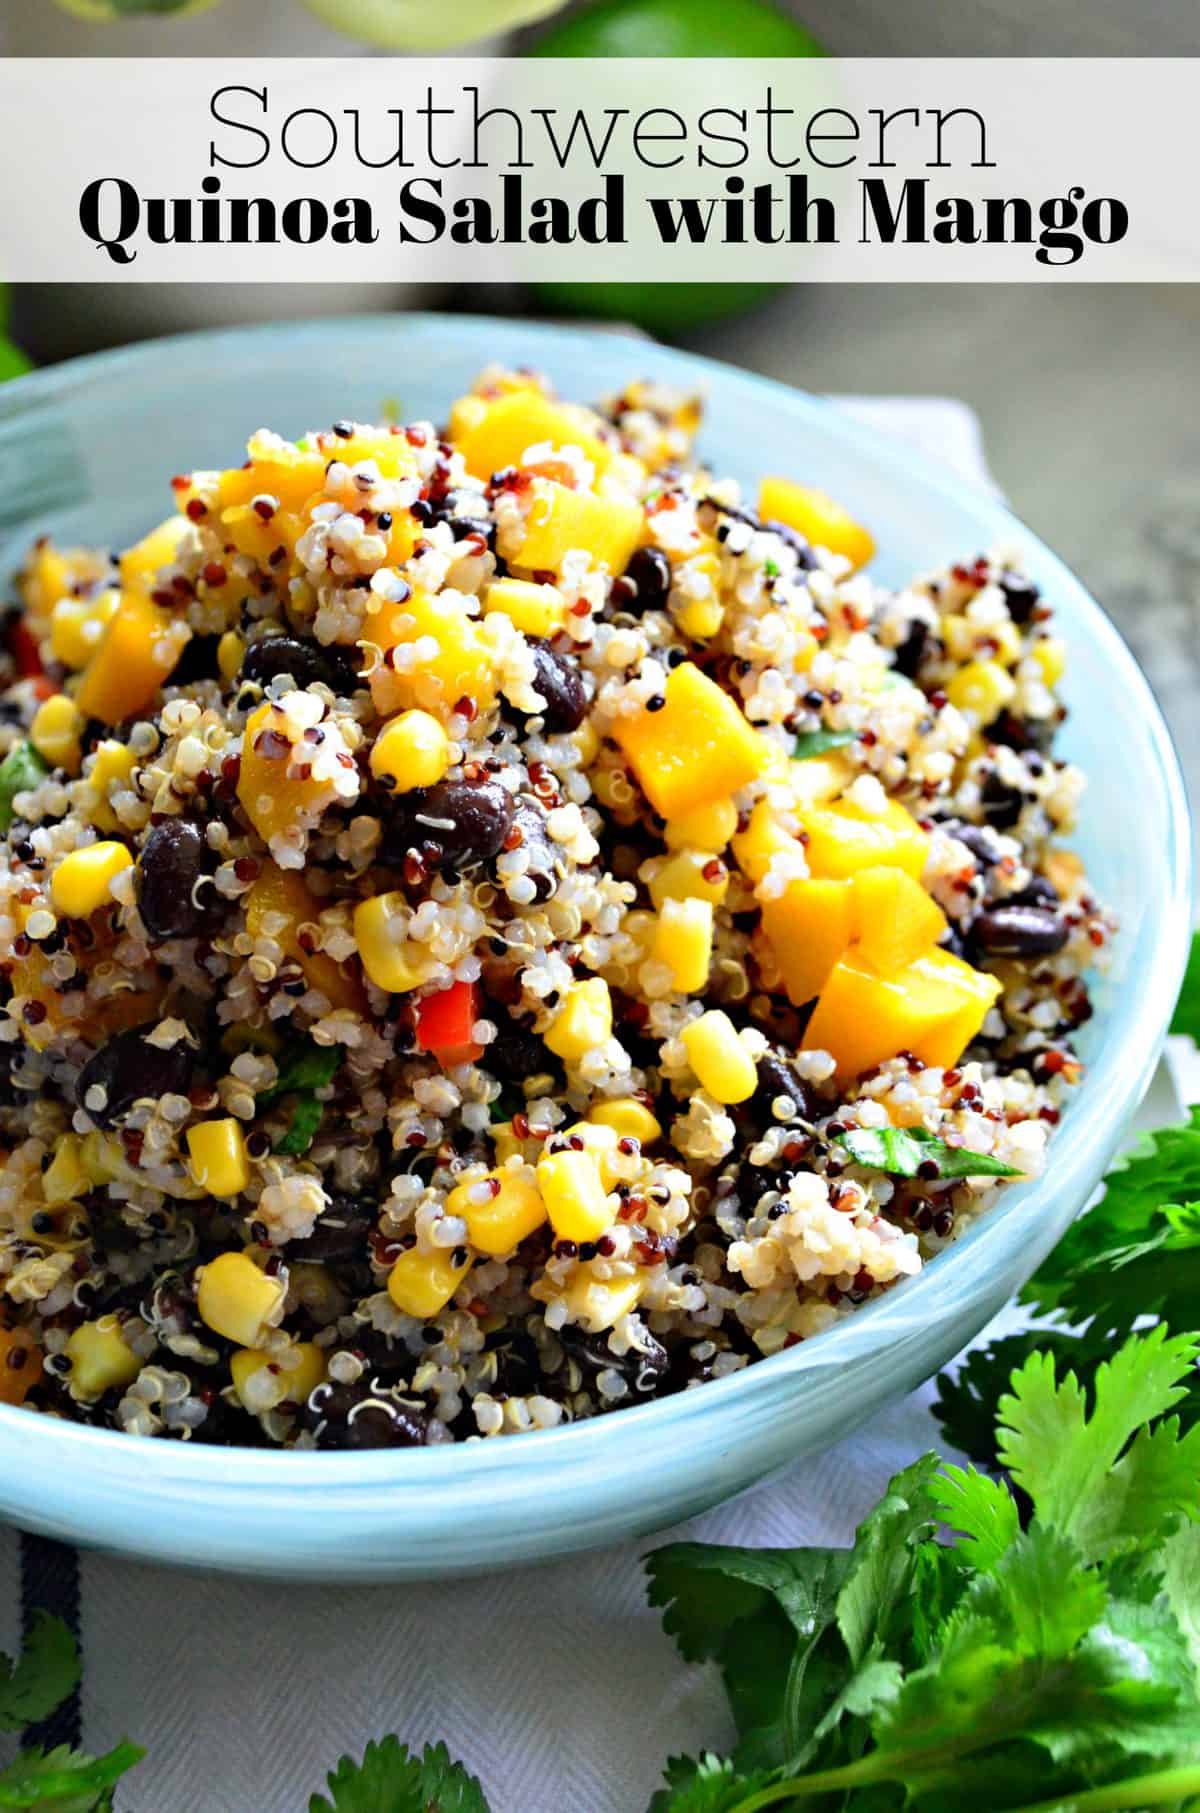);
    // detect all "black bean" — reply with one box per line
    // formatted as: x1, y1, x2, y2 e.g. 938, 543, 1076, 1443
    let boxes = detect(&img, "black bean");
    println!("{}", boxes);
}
239, 635, 342, 694
486, 1329, 543, 1399
484, 1010, 551, 1081
74, 1026, 195, 1126
971, 904, 1069, 958
286, 1197, 374, 1266
559, 1325, 669, 1398
1000, 573, 1041, 625
169, 634, 222, 686
980, 772, 1026, 830
622, 546, 671, 611
137, 820, 219, 941
1006, 874, 1060, 911
380, 778, 515, 874
988, 709, 1056, 756
305, 1380, 430, 1449
892, 618, 929, 678
746, 1052, 819, 1131
762, 520, 818, 571
528, 641, 587, 733
939, 818, 999, 868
